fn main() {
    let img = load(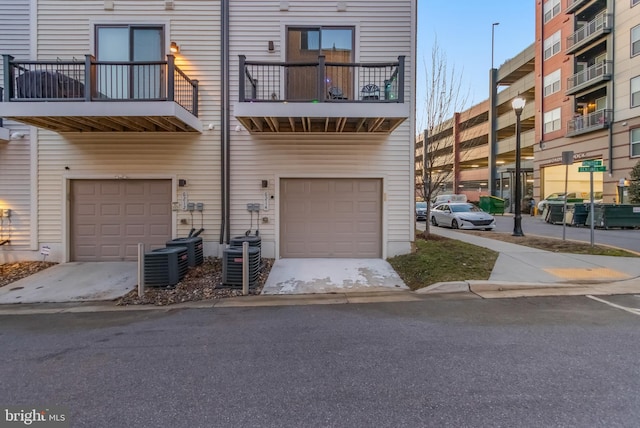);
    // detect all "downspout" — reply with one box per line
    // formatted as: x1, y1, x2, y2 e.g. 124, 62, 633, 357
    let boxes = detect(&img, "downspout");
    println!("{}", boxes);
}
220, 0, 231, 246
607, 0, 615, 175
